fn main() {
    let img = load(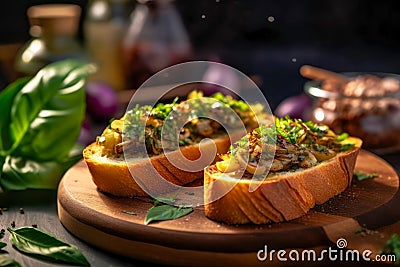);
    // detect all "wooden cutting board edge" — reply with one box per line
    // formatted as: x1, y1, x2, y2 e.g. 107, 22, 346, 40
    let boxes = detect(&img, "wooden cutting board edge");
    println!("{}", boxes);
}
57, 149, 400, 265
